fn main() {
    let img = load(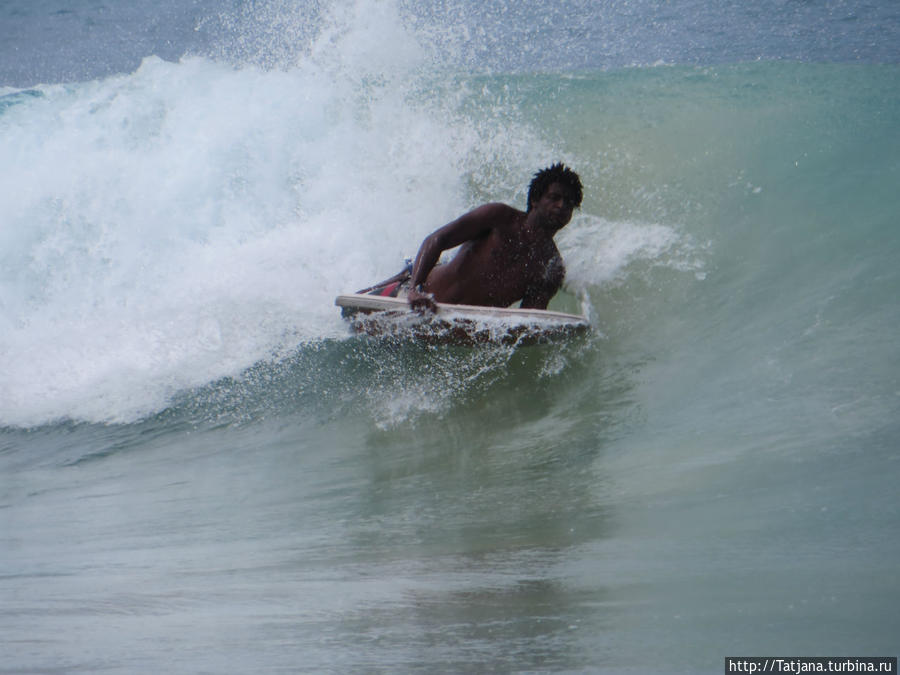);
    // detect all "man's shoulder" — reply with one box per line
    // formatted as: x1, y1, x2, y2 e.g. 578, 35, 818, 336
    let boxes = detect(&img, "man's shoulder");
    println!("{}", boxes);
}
469, 201, 522, 214
468, 202, 525, 226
